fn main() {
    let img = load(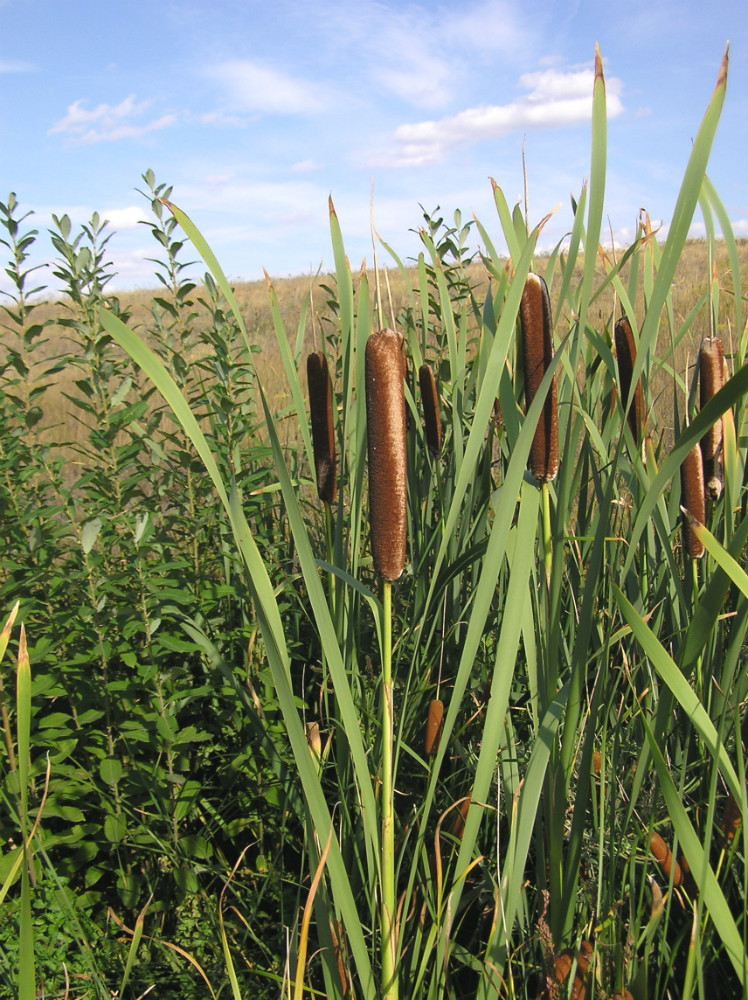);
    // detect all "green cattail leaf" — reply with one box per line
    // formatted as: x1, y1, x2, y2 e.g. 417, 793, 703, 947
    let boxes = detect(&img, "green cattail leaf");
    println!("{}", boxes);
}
16, 626, 30, 824
575, 46, 608, 358
613, 583, 743, 805
118, 897, 151, 998
681, 513, 748, 670
702, 173, 743, 350
490, 180, 521, 264
257, 388, 377, 996
644, 715, 745, 988
162, 200, 252, 354
687, 518, 748, 600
